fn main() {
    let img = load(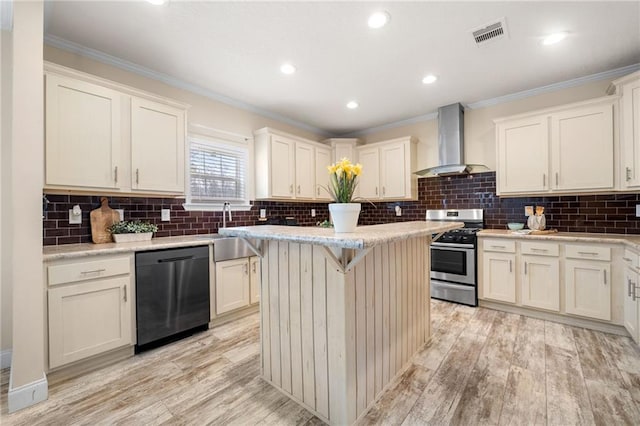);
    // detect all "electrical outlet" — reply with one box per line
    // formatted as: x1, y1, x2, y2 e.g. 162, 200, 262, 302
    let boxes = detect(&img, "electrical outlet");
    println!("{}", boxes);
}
636, 205, 640, 218
311, 209, 316, 217
260, 209, 267, 219
161, 208, 171, 221
116, 209, 124, 221
68, 209, 82, 224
